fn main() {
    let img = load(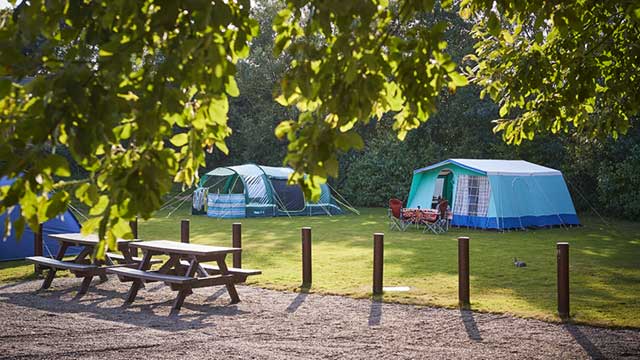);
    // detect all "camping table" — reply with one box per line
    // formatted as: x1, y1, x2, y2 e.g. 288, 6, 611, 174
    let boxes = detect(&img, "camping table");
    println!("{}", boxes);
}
26, 233, 137, 295
108, 240, 242, 315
